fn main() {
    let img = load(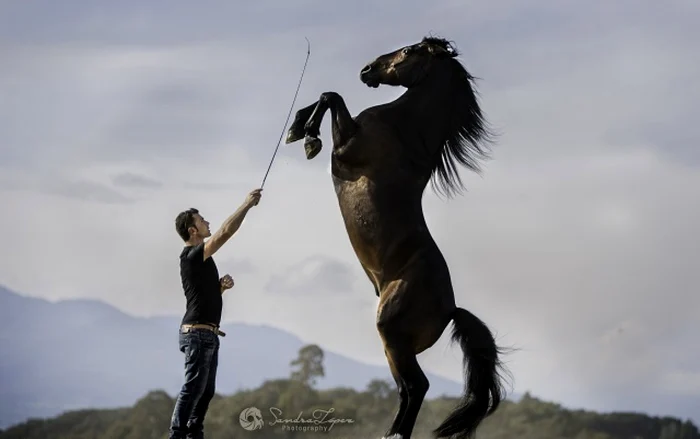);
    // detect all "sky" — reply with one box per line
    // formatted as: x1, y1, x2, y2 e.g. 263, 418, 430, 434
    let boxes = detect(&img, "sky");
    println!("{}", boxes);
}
2, 0, 699, 424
